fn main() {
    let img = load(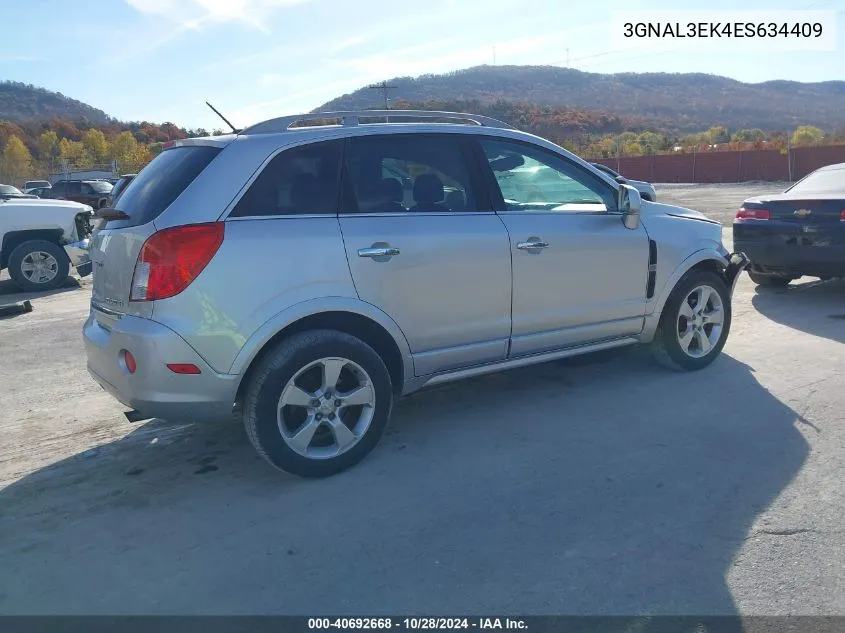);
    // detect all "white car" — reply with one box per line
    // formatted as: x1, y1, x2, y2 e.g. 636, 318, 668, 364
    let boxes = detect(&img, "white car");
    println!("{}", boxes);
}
591, 163, 657, 202
0, 198, 93, 291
